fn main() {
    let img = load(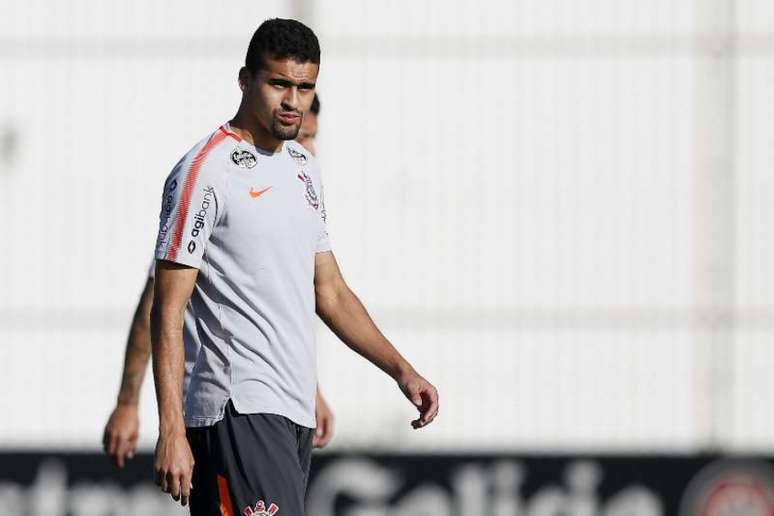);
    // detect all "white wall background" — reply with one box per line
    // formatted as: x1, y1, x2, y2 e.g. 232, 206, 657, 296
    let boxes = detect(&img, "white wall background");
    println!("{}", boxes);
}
0, 0, 772, 453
